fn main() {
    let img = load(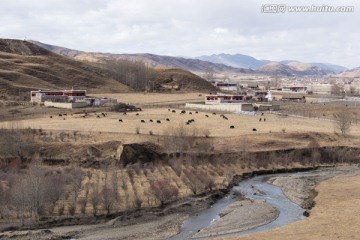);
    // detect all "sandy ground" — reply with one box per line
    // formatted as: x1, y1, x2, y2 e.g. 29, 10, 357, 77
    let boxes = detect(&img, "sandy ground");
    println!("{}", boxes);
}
221, 166, 360, 240
268, 176, 317, 208
0, 214, 188, 240
193, 200, 278, 238
56, 213, 188, 240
